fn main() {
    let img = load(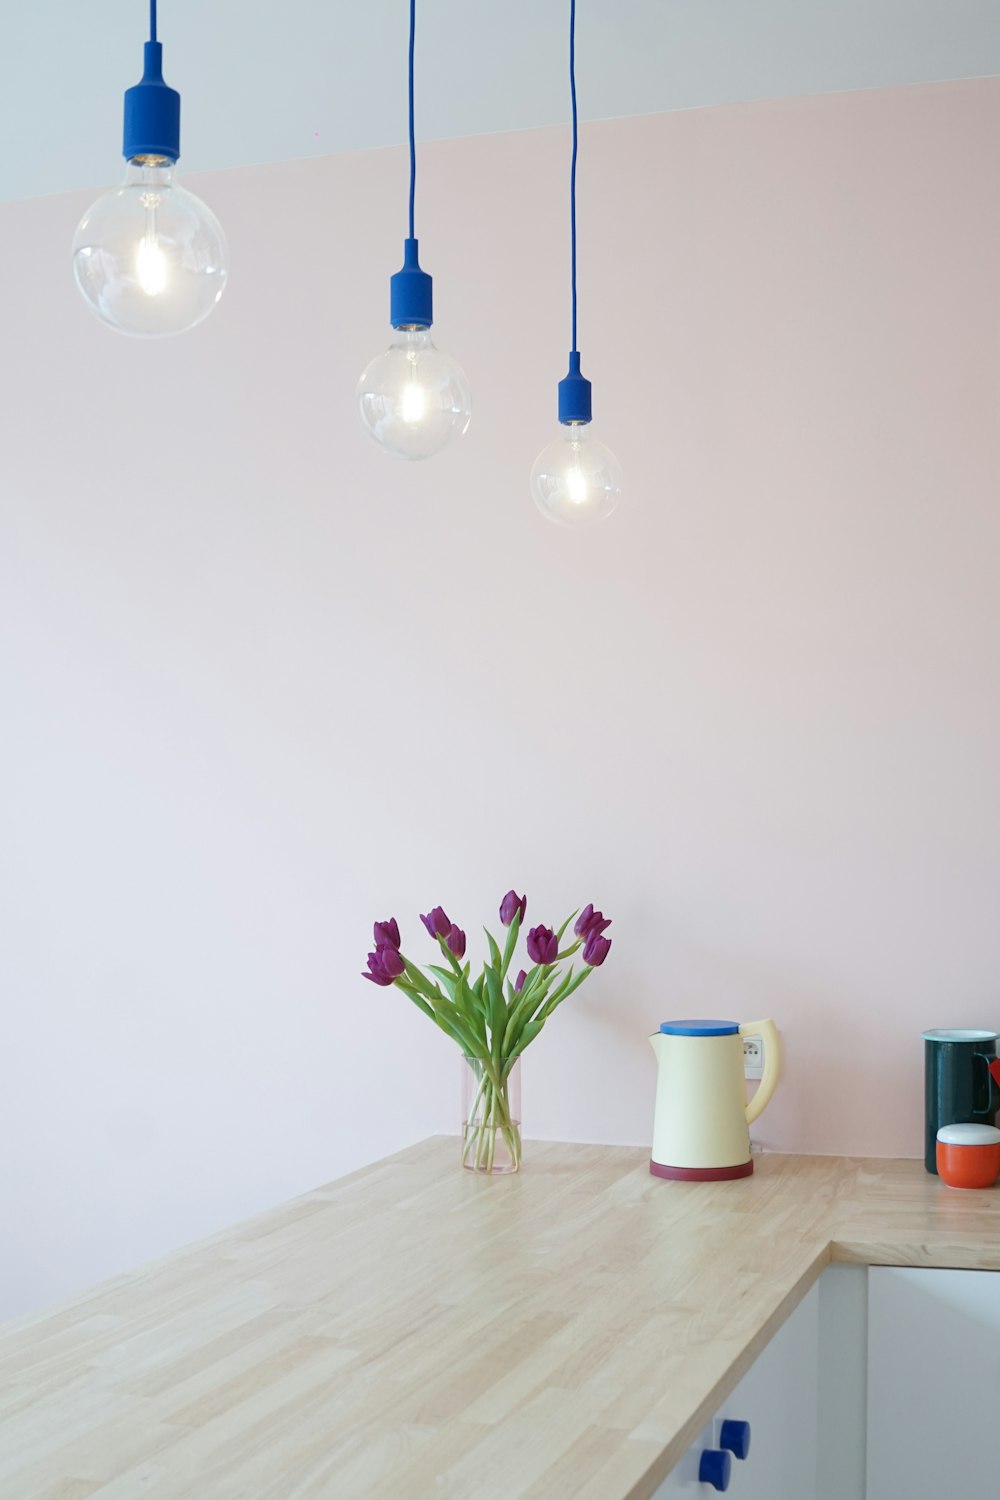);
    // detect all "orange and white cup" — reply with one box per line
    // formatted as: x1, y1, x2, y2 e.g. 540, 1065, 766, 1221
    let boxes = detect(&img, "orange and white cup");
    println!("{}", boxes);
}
936, 1123, 1000, 1189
